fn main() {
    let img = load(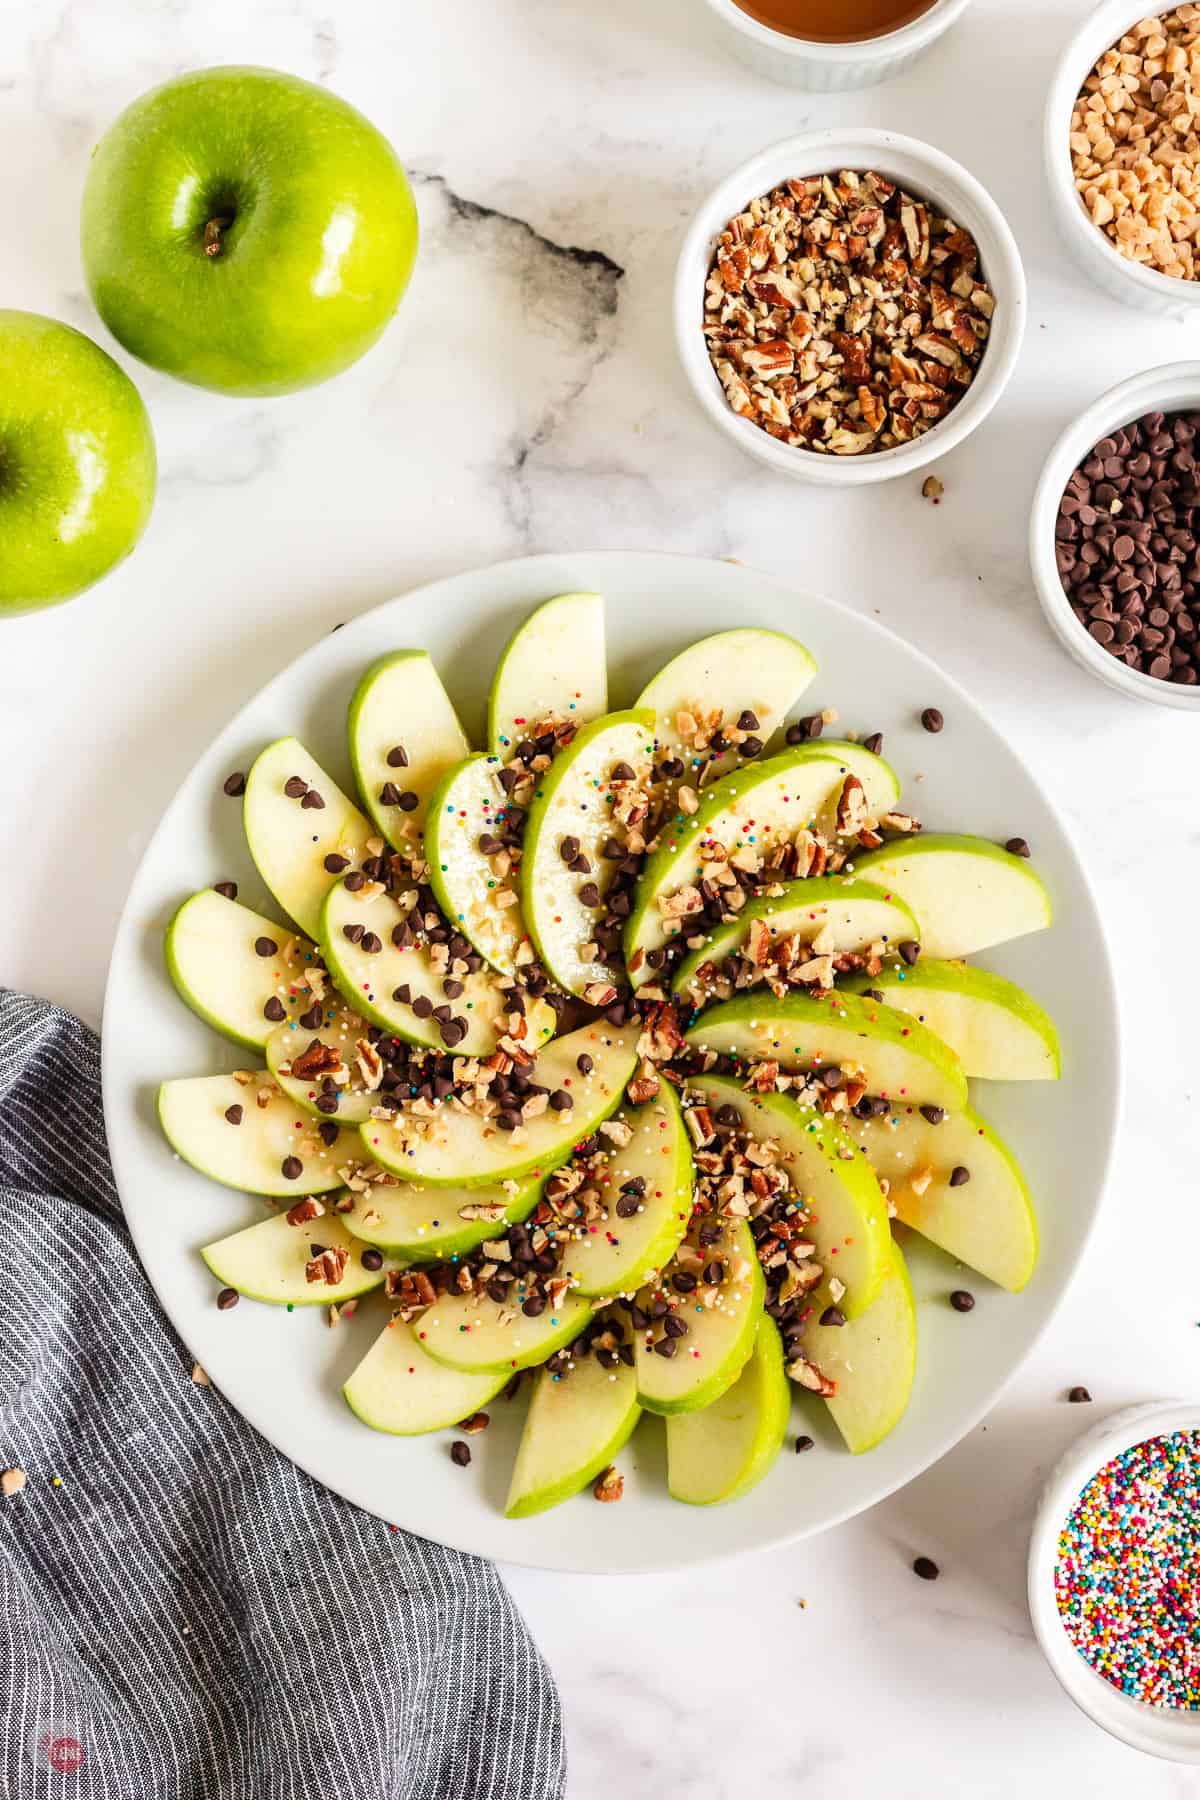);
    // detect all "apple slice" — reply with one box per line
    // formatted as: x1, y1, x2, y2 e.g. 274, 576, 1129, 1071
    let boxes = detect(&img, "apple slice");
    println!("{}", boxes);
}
243, 737, 373, 938
521, 708, 655, 997
363, 1021, 640, 1188
419, 1290, 594, 1375
686, 1073, 891, 1317
344, 1317, 509, 1435
265, 1008, 384, 1125
157, 1072, 354, 1195
425, 753, 531, 976
348, 650, 470, 847
626, 741, 899, 986
319, 879, 555, 1055
164, 888, 320, 1052
843, 961, 1060, 1081
634, 1219, 763, 1415
561, 1081, 693, 1299
851, 834, 1052, 959
506, 1337, 641, 1518
342, 1175, 542, 1260
686, 990, 968, 1112
845, 1103, 1038, 1292
200, 1211, 386, 1305
797, 1239, 916, 1454
635, 627, 816, 780
488, 593, 607, 754
666, 1316, 790, 1505
671, 876, 918, 1006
